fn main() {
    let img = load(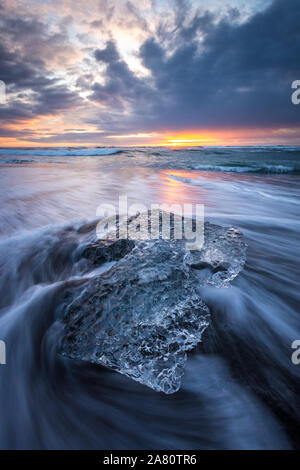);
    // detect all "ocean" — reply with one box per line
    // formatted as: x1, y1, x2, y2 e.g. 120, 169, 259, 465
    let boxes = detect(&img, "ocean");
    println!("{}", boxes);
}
0, 145, 299, 449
